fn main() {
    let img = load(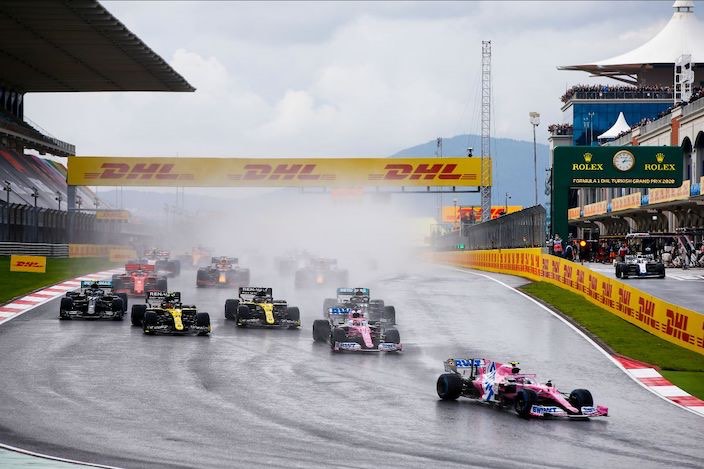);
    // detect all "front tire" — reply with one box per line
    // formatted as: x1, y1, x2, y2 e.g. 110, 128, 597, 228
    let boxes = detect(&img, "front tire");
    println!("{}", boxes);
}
312, 319, 331, 342
436, 373, 463, 400
143, 311, 158, 334
568, 388, 593, 414
331, 327, 347, 350
383, 305, 396, 325
235, 305, 249, 327
225, 299, 239, 320
59, 297, 73, 319
196, 312, 211, 335
383, 328, 400, 344
286, 306, 300, 327
515, 389, 538, 418
131, 304, 147, 326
